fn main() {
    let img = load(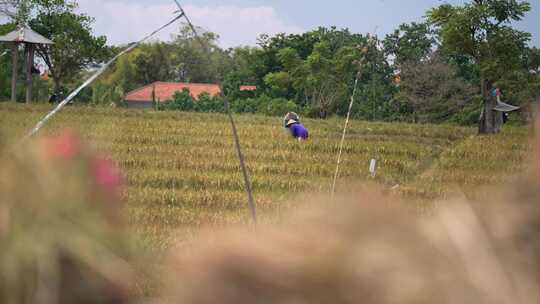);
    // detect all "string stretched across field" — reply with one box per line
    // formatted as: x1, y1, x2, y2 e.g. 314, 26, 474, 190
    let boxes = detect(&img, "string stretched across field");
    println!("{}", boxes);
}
173, 0, 257, 224
21, 12, 185, 142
